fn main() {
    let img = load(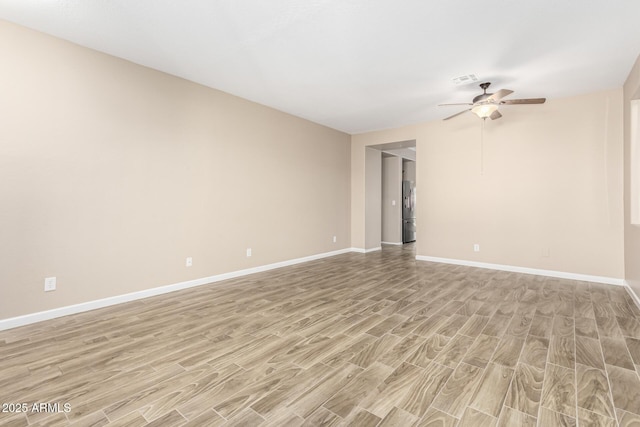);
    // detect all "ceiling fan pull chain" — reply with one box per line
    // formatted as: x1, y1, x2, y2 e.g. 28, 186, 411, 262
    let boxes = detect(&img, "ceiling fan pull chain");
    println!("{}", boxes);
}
480, 119, 485, 176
